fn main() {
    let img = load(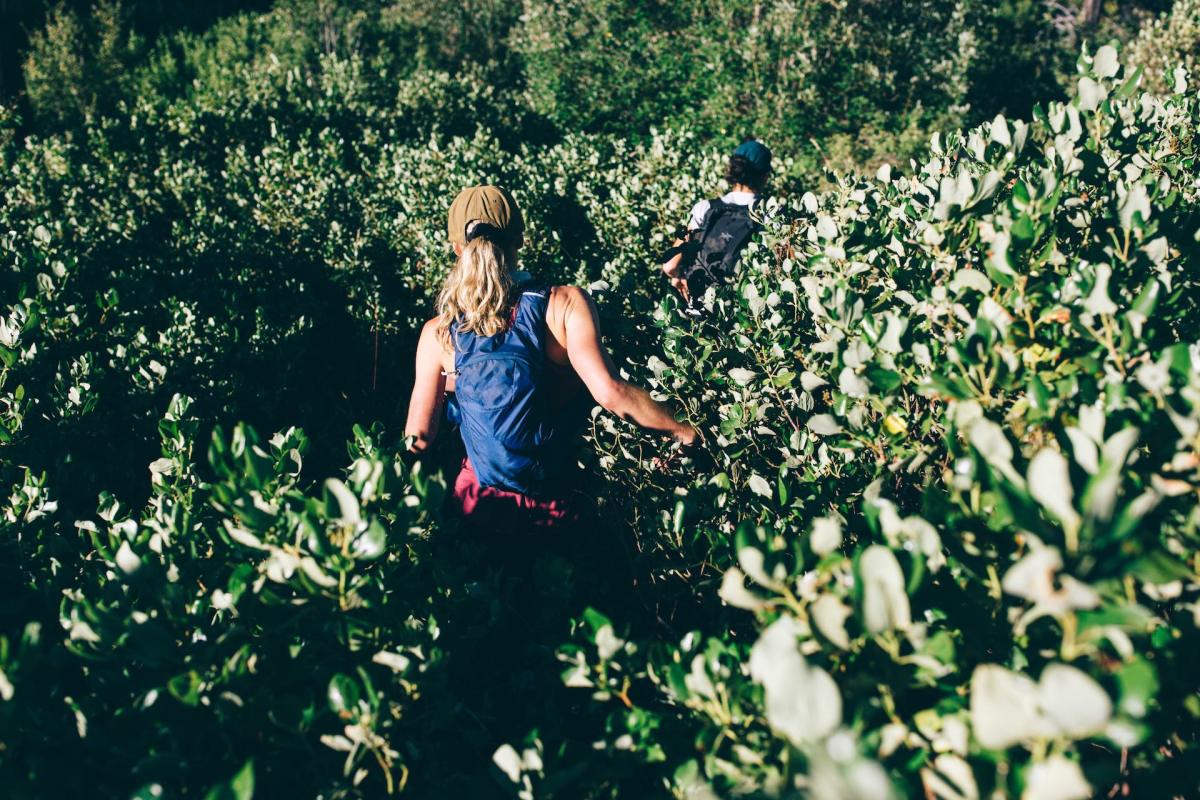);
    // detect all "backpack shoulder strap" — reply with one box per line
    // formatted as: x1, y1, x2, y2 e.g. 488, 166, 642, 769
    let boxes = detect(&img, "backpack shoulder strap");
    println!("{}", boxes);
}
510, 283, 550, 348
702, 197, 729, 224
515, 280, 549, 299
514, 282, 550, 323
696, 197, 731, 243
